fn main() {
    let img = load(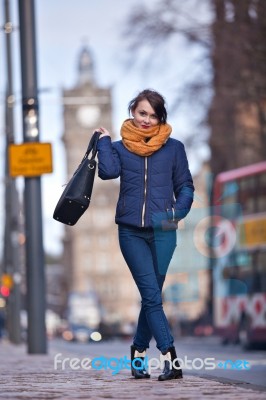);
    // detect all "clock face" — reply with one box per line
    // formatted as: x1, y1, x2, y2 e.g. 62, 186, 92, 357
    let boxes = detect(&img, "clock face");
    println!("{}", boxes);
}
76, 105, 100, 127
